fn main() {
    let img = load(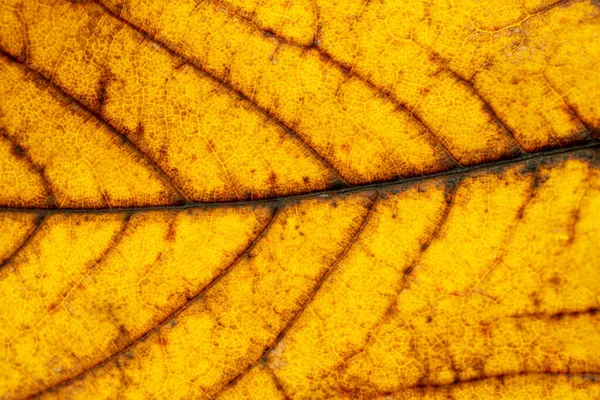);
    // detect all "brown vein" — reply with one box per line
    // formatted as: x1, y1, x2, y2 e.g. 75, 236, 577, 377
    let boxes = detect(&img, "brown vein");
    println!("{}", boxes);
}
265, 366, 292, 400
187, 0, 526, 162
542, 71, 593, 139
0, 129, 56, 207
30, 206, 280, 398
0, 48, 189, 205
316, 46, 523, 162
46, 213, 133, 312
377, 372, 600, 394
0, 214, 45, 271
203, 0, 597, 159
334, 170, 539, 388
215, 192, 379, 397
90, 0, 349, 187
510, 307, 600, 320
461, 168, 538, 299
1, 141, 595, 214
336, 174, 597, 393
335, 180, 458, 383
